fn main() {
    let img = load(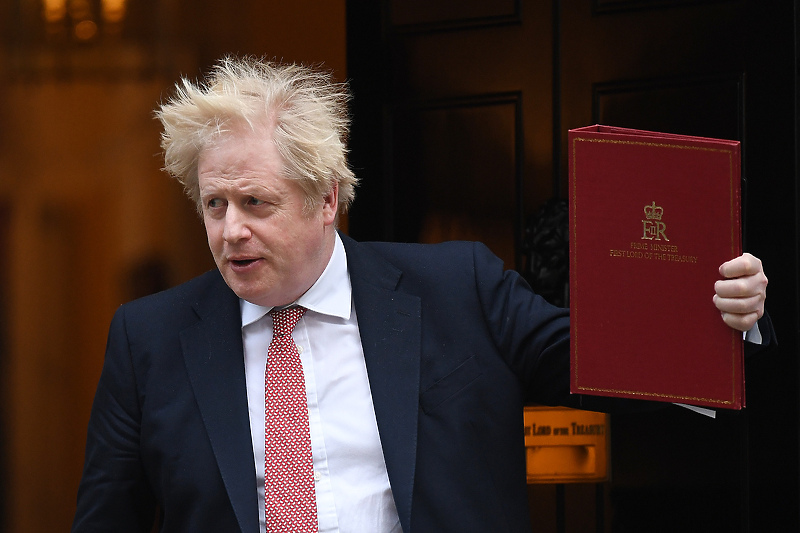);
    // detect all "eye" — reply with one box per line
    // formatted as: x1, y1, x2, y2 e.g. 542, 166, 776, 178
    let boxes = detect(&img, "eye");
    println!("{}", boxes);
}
206, 198, 225, 209
248, 197, 266, 206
